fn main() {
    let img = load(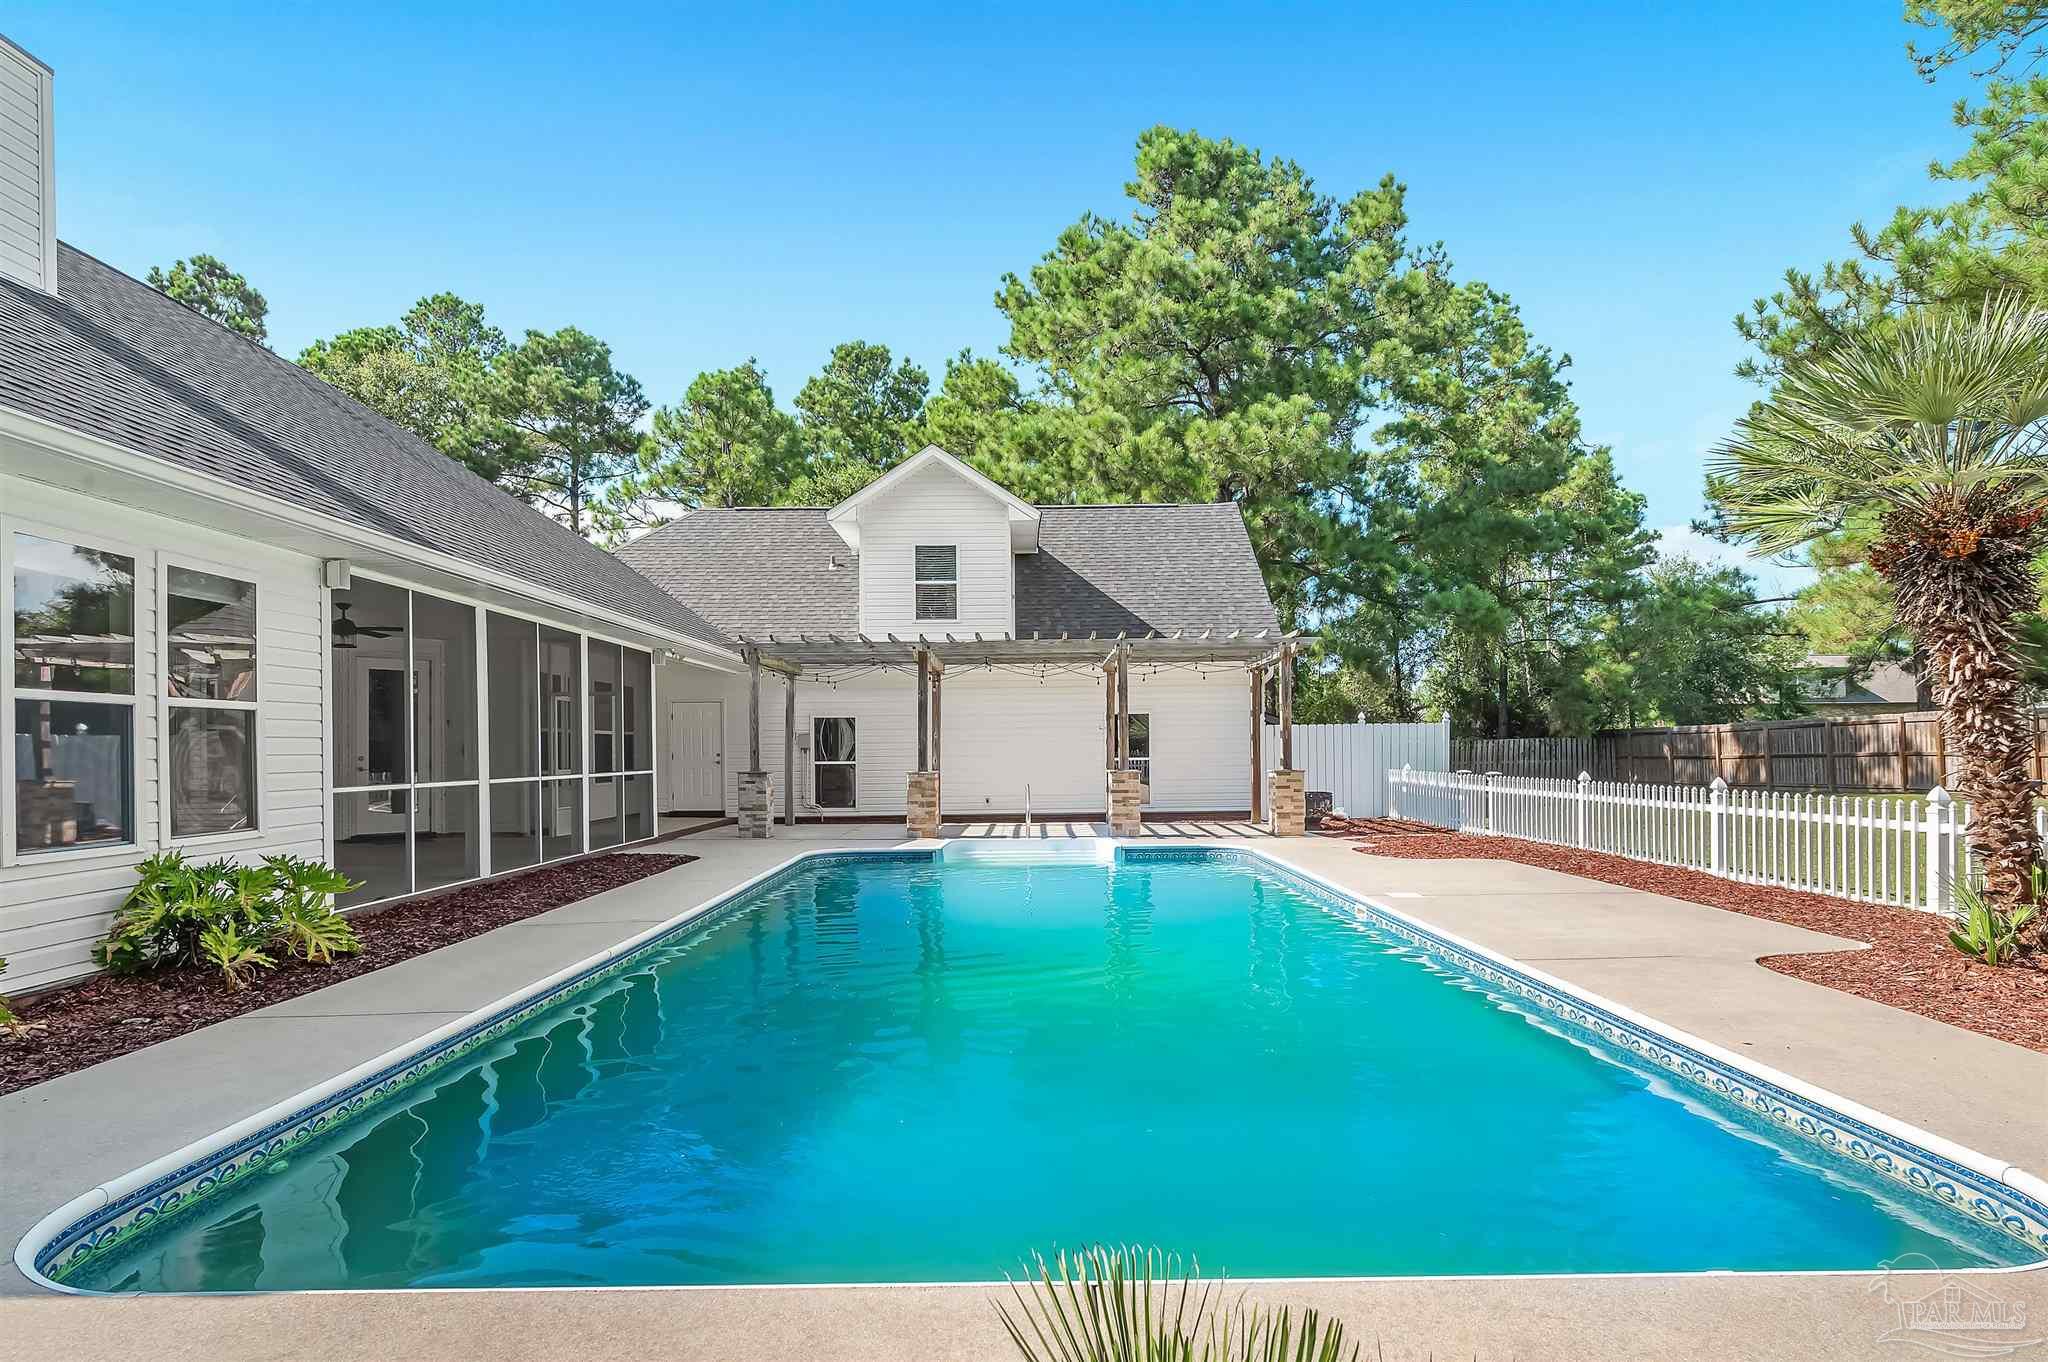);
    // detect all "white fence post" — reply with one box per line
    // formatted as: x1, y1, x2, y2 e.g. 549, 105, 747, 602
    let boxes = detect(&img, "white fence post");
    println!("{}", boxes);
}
1926, 785, 1954, 914
1575, 770, 1590, 847
1708, 776, 1728, 875
1392, 763, 1410, 820
1484, 771, 1499, 835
